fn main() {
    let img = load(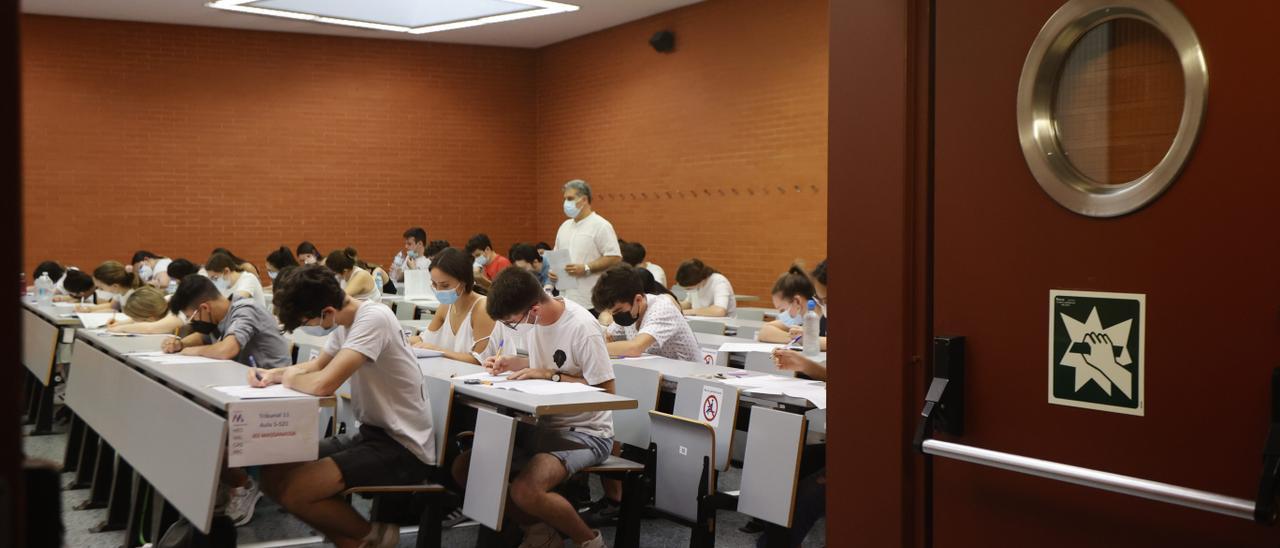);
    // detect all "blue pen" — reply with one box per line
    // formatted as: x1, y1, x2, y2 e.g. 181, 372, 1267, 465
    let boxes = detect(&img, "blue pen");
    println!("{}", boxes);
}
249, 355, 262, 381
